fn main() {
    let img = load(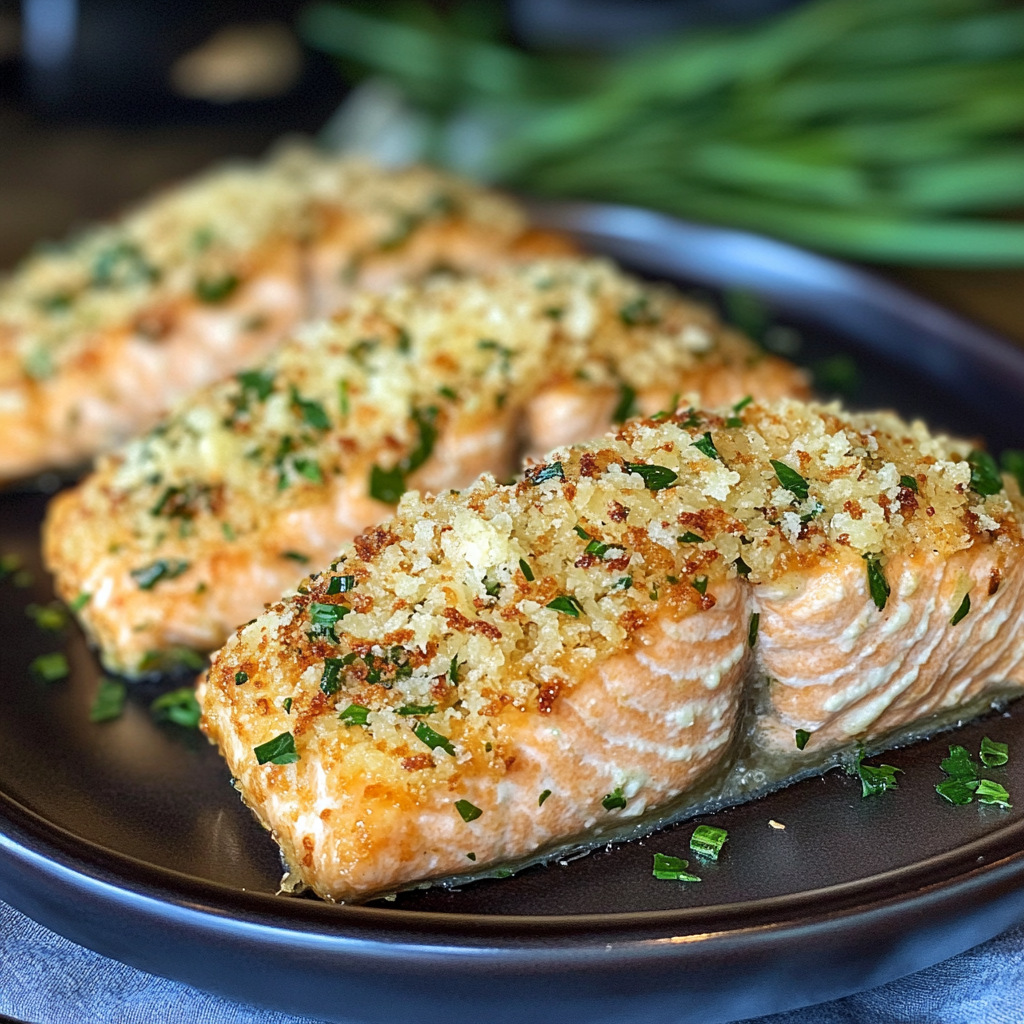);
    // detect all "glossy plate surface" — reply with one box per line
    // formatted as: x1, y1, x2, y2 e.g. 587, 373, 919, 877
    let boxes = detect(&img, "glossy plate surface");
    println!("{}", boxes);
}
2, 204, 1024, 1024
